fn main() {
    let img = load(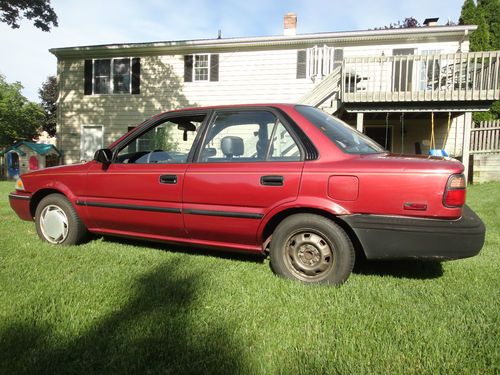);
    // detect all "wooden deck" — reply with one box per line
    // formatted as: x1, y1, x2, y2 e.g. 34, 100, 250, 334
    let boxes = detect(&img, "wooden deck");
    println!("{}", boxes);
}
341, 51, 500, 103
